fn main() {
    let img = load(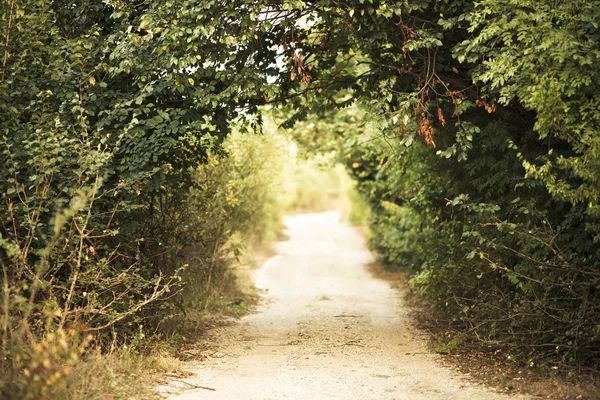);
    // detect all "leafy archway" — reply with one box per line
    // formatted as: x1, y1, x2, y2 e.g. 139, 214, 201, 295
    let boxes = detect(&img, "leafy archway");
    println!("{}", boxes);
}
2, 0, 599, 384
